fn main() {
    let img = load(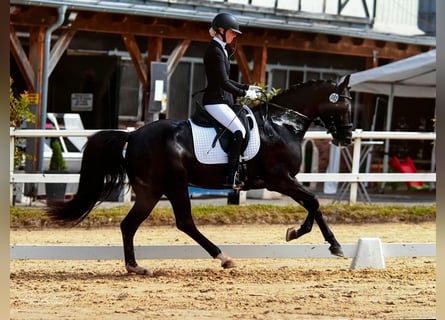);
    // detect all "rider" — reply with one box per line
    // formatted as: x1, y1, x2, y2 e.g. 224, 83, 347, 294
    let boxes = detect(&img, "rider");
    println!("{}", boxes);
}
202, 12, 261, 189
